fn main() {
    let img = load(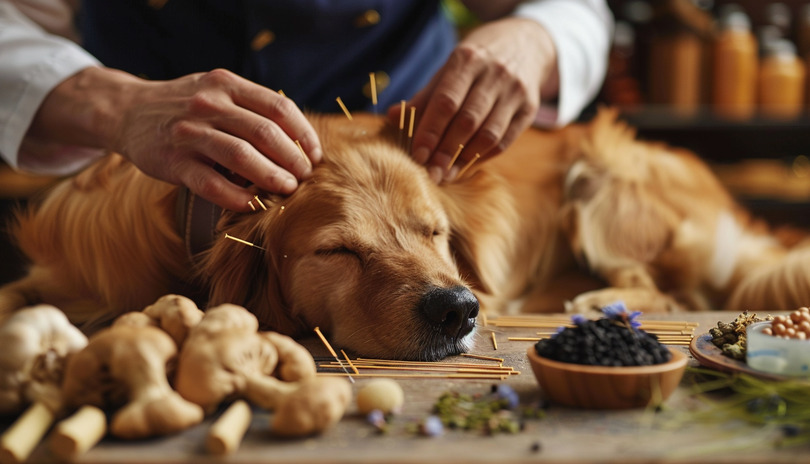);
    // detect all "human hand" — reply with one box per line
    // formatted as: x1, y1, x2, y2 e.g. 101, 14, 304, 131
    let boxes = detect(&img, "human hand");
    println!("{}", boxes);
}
388, 17, 557, 183
111, 69, 321, 211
